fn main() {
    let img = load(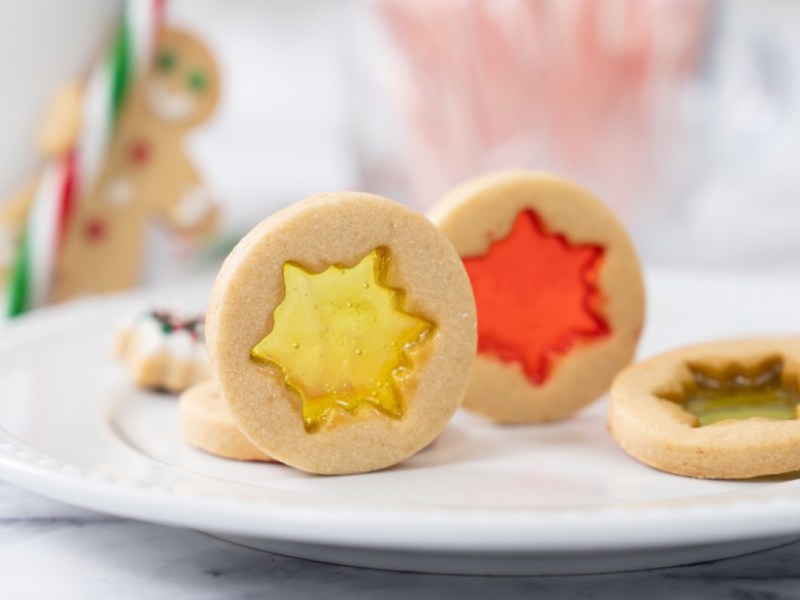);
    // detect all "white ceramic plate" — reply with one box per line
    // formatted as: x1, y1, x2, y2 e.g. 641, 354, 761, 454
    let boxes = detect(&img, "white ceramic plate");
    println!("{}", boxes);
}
3, 268, 800, 576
